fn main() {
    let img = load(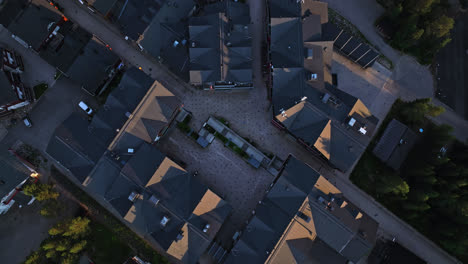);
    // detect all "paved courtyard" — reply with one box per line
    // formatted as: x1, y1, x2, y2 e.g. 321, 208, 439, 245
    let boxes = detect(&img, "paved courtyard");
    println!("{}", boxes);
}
0, 0, 462, 263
